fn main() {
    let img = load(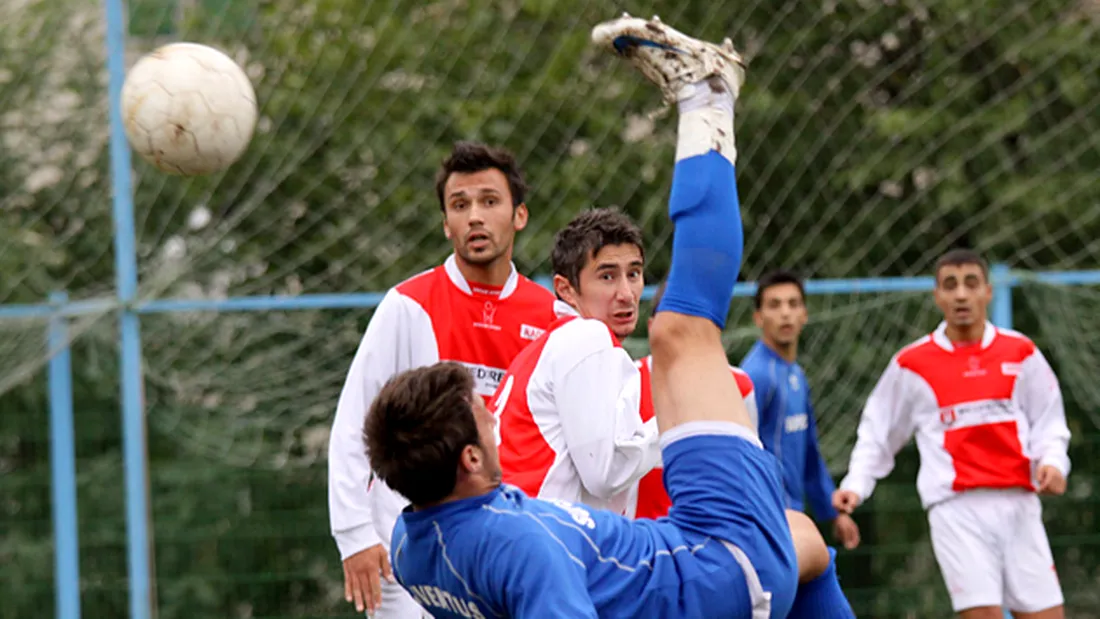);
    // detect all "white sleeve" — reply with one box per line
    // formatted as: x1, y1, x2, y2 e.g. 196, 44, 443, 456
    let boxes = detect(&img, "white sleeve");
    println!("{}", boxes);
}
553, 324, 661, 500
743, 384, 759, 433
327, 289, 438, 559
839, 357, 917, 502
1018, 348, 1071, 477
